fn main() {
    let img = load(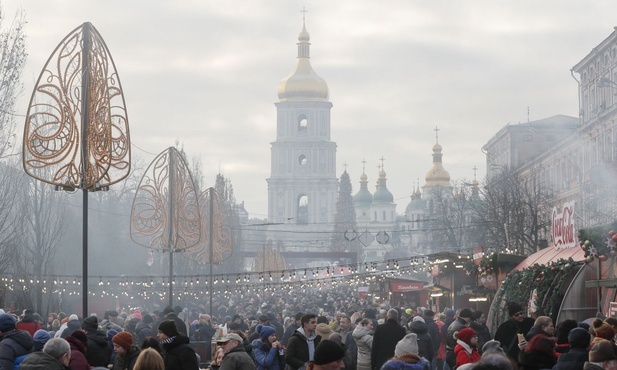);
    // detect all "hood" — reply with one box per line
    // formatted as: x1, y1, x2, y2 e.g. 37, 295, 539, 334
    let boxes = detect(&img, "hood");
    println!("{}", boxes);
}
66, 336, 87, 354
410, 320, 428, 335
294, 327, 316, 341
2, 329, 34, 352
86, 330, 108, 347
352, 325, 372, 339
